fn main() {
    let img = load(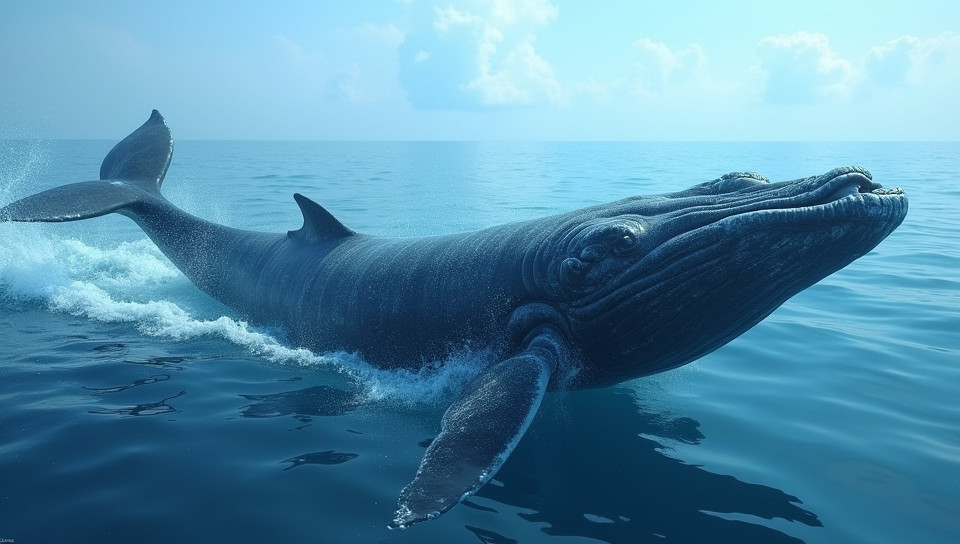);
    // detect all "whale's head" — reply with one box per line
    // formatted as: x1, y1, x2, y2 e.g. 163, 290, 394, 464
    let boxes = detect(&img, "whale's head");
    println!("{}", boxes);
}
532, 166, 907, 386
